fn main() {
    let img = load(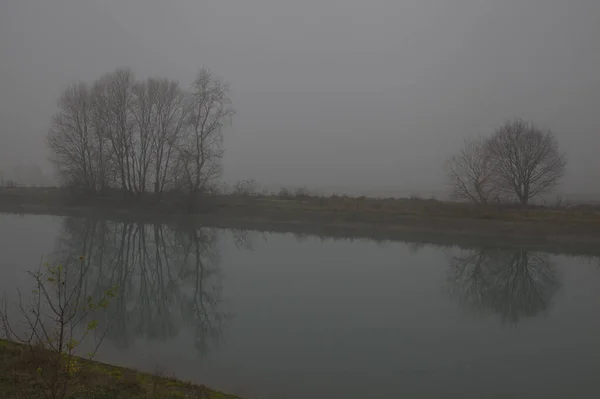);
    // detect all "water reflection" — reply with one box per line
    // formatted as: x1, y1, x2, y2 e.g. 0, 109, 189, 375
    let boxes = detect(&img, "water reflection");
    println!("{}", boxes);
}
50, 217, 233, 356
447, 248, 560, 324
37, 216, 573, 353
